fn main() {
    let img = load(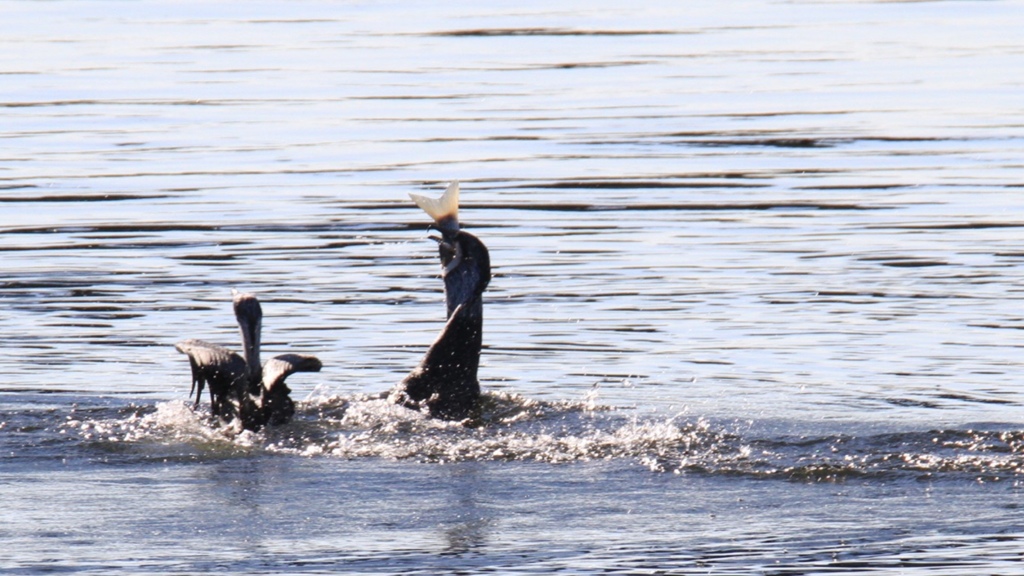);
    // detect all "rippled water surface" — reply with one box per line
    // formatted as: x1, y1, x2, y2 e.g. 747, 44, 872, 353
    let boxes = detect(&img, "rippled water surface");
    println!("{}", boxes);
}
3, 1, 1024, 573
